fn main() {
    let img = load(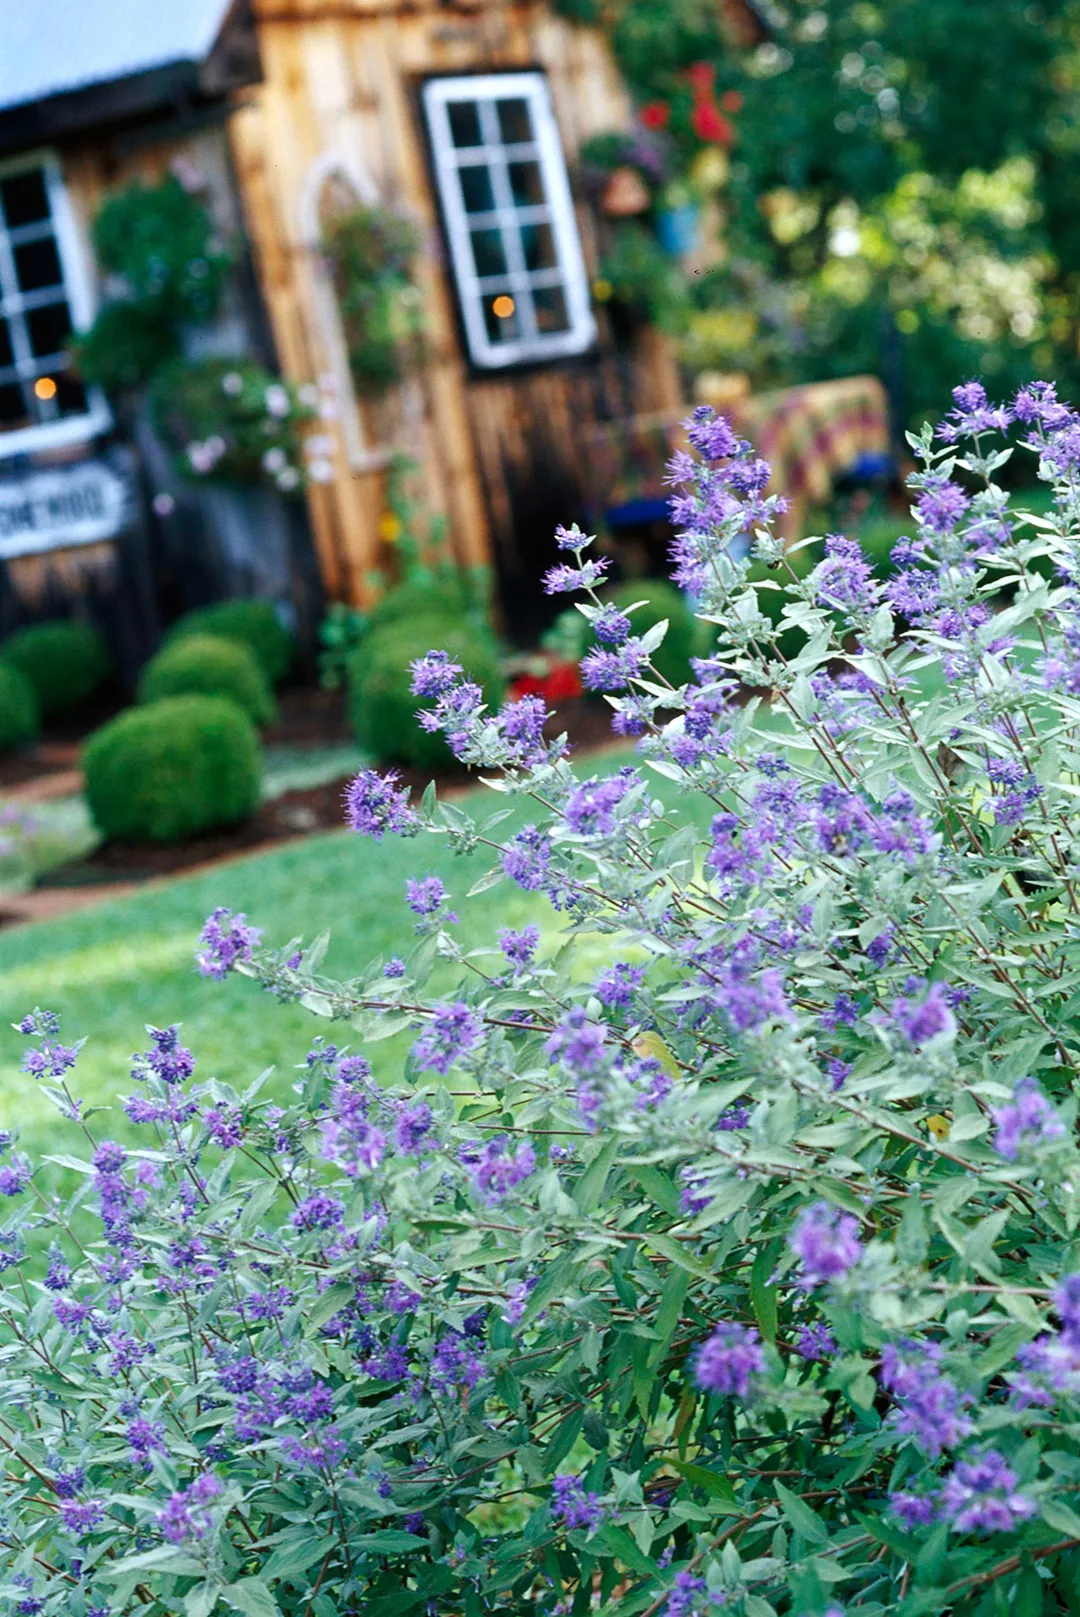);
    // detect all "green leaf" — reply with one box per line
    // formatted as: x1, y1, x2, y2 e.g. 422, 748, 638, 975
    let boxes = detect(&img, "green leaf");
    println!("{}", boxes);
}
260, 1534, 335, 1582
226, 1578, 279, 1617
649, 1267, 689, 1368
773, 1481, 828, 1546
574, 1137, 619, 1213
186, 1586, 221, 1617
597, 1522, 657, 1576
544, 1408, 584, 1474
626, 1164, 681, 1215
643, 1233, 714, 1282
749, 1246, 778, 1344
1041, 1497, 1080, 1538
304, 1281, 355, 1335
353, 1530, 429, 1553
670, 1462, 738, 1509
102, 1547, 206, 1578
